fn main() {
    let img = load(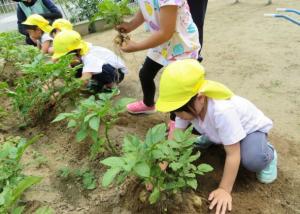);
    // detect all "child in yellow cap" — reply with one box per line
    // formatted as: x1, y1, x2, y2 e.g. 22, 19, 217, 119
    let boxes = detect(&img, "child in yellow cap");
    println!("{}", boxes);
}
22, 14, 54, 54
50, 18, 73, 37
156, 59, 277, 214
52, 30, 128, 93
